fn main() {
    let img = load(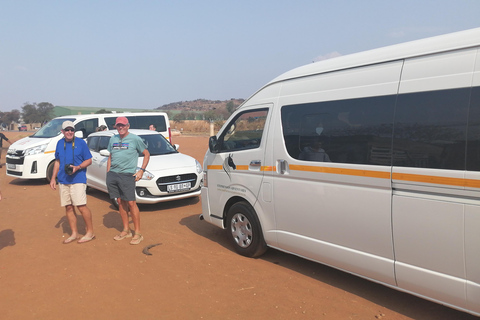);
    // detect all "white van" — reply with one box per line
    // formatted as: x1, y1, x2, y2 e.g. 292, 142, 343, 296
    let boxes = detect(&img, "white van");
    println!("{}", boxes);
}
6, 112, 170, 182
201, 28, 480, 316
